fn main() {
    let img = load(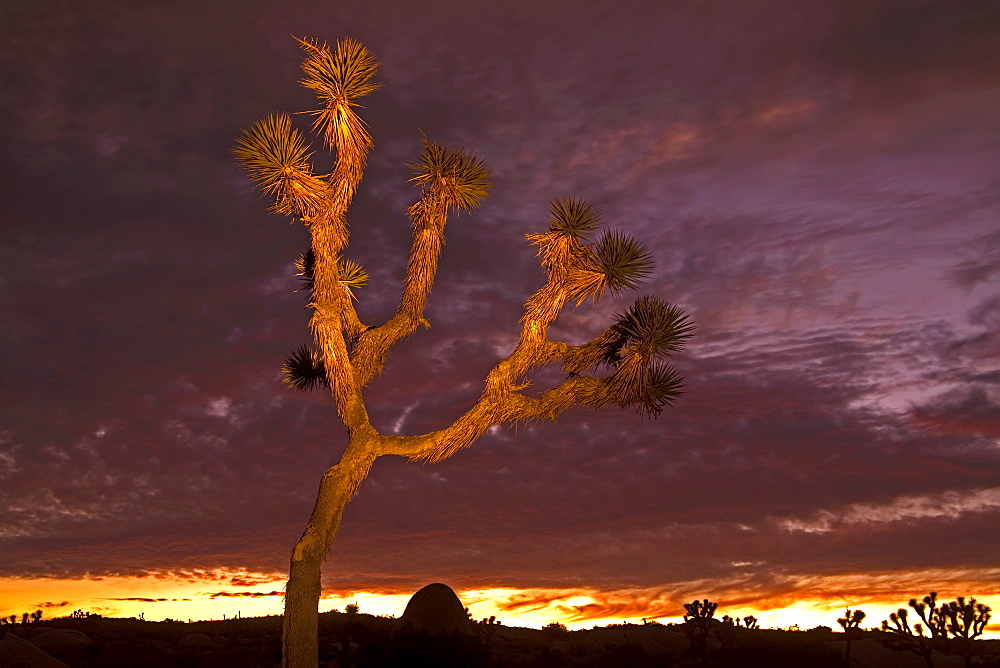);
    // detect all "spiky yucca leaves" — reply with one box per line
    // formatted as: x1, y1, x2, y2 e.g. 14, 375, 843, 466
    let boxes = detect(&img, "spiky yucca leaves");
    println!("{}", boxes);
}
294, 249, 316, 292
282, 345, 329, 391
607, 295, 694, 361
547, 197, 601, 239
568, 230, 654, 304
527, 199, 599, 280
296, 37, 380, 155
409, 138, 492, 212
294, 250, 368, 297
590, 295, 694, 416
233, 114, 327, 217
337, 258, 368, 296
526, 199, 653, 307
592, 230, 654, 292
